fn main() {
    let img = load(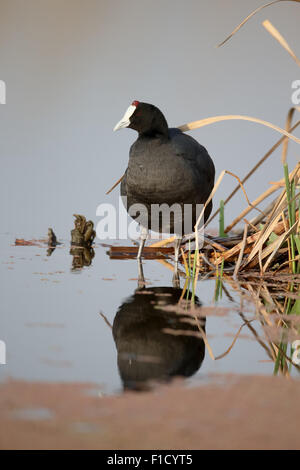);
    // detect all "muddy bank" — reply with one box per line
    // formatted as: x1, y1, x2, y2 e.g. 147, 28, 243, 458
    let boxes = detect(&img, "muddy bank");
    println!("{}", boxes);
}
0, 374, 300, 450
